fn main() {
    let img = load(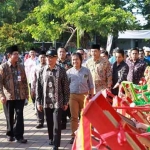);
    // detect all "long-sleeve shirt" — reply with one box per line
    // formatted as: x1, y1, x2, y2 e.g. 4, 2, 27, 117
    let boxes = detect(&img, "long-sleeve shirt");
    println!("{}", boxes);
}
24, 57, 39, 83
111, 61, 129, 95
112, 61, 129, 86
0, 61, 28, 100
67, 66, 94, 94
126, 58, 146, 84
30, 64, 46, 93
57, 59, 72, 70
85, 57, 112, 93
36, 65, 70, 108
